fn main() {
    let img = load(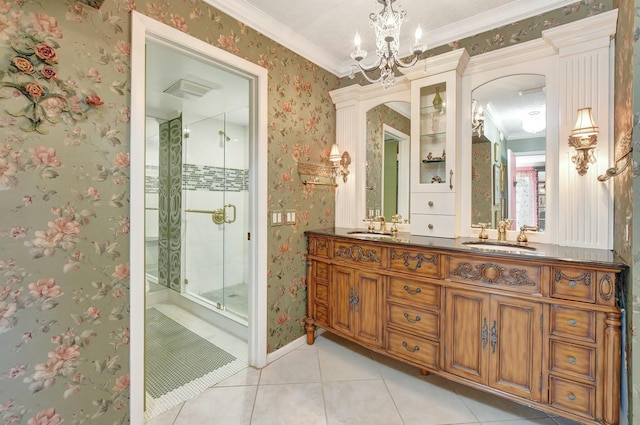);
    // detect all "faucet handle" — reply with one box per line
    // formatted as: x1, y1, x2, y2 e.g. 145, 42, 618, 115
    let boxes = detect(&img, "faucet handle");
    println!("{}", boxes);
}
363, 217, 375, 232
516, 225, 539, 243
391, 214, 402, 224
503, 218, 514, 230
471, 223, 490, 240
